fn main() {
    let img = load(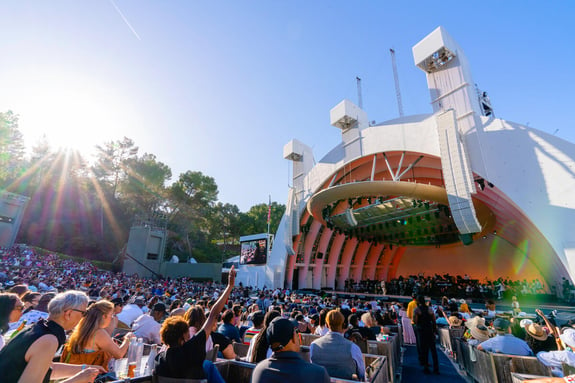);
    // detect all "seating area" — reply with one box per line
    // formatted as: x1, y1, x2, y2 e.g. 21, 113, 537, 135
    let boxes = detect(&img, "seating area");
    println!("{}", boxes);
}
107, 333, 399, 383
439, 327, 558, 383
